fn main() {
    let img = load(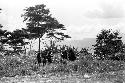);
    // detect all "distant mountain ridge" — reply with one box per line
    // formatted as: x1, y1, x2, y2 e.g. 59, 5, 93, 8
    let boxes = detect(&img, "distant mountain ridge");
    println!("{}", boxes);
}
58, 38, 96, 51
